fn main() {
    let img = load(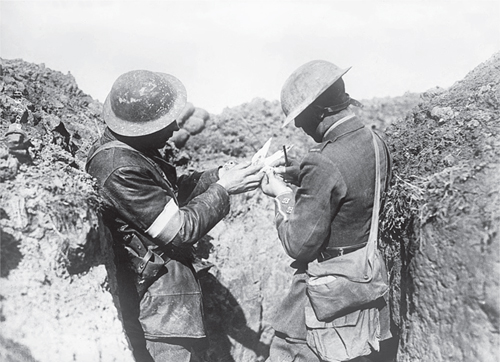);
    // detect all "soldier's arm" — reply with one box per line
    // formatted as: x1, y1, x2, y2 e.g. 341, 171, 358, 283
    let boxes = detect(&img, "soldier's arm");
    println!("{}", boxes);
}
176, 168, 220, 206
274, 152, 346, 263
102, 166, 229, 248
